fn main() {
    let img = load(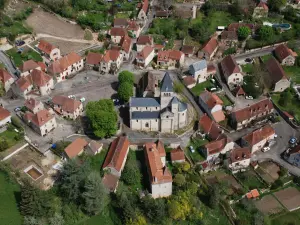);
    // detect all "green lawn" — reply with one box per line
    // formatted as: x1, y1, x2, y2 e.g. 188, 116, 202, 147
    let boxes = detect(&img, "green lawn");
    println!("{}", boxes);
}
217, 94, 233, 107
236, 170, 266, 191
271, 208, 300, 225
115, 12, 130, 19
205, 11, 235, 34
78, 206, 121, 225
0, 129, 23, 149
272, 93, 300, 121
241, 64, 254, 74
88, 149, 108, 171
186, 138, 208, 163
0, 170, 22, 225
191, 80, 214, 96
283, 66, 300, 84
6, 48, 42, 67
